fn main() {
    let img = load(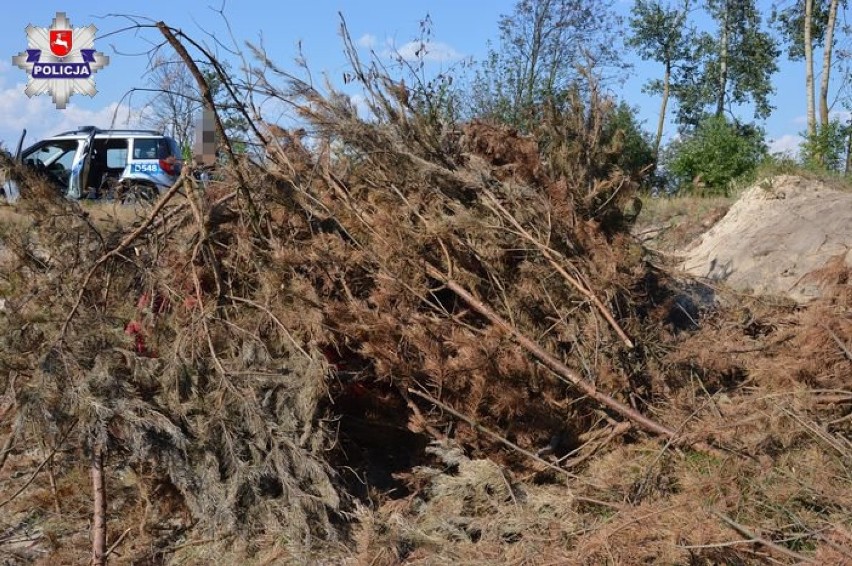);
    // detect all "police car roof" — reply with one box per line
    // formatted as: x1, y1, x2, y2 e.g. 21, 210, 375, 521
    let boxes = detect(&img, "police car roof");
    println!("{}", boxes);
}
52, 126, 164, 138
